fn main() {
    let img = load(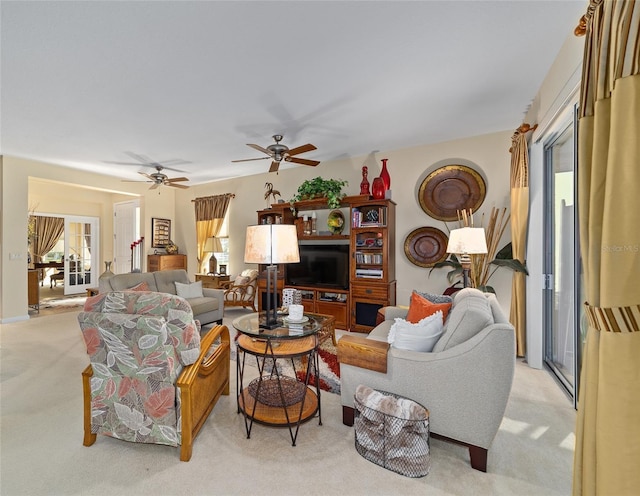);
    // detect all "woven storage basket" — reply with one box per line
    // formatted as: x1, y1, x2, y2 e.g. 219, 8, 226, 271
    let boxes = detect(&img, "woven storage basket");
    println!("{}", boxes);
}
354, 388, 430, 478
